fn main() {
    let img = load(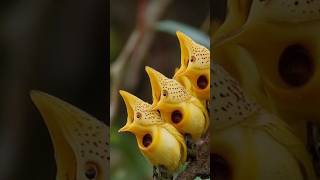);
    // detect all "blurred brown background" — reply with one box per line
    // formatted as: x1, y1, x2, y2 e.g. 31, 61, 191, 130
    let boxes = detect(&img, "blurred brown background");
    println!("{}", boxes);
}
0, 0, 107, 179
